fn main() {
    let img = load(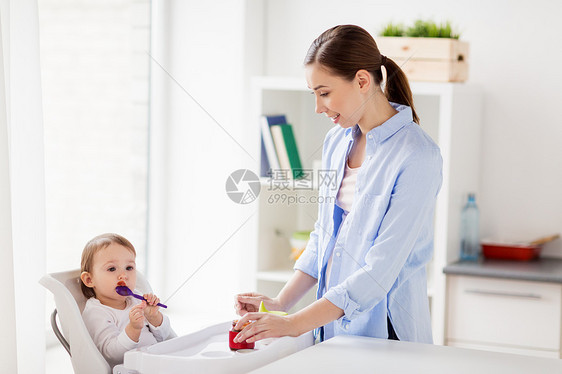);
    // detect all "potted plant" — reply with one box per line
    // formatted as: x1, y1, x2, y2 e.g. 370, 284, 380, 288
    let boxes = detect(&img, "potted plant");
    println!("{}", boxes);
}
376, 20, 469, 82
